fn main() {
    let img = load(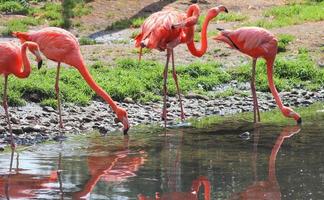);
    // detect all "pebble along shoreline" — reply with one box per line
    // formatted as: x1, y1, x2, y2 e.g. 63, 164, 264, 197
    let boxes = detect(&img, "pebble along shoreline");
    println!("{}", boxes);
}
0, 84, 323, 147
